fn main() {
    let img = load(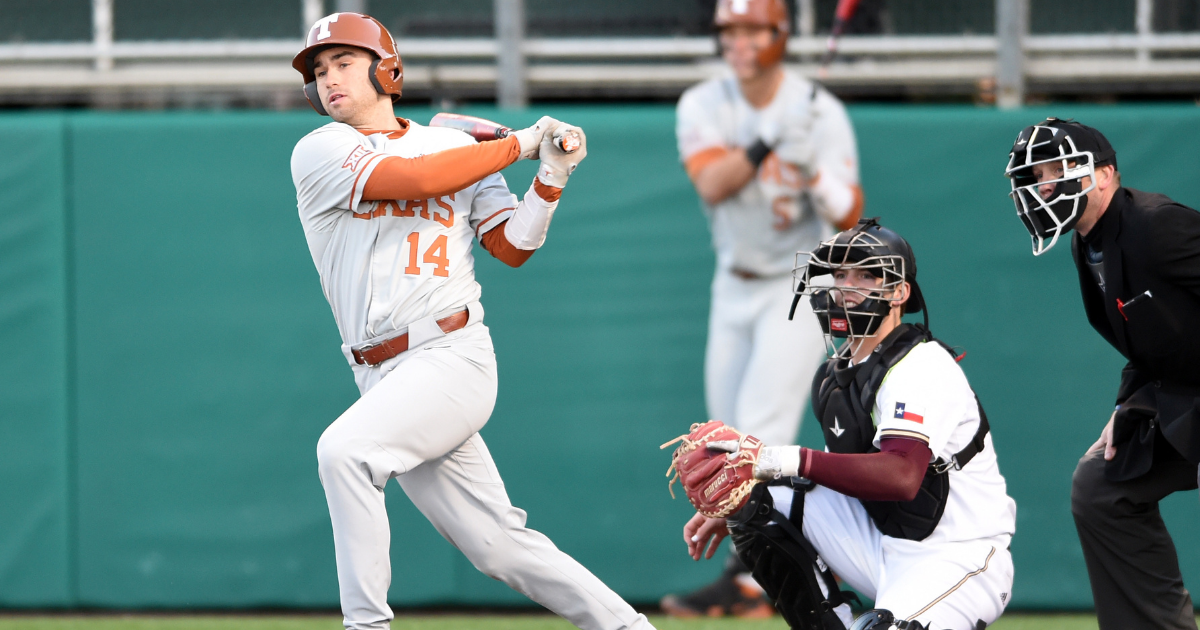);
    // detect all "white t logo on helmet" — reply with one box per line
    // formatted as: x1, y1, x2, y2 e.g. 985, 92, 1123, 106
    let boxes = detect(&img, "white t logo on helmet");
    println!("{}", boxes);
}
731, 0, 751, 14
313, 14, 340, 41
